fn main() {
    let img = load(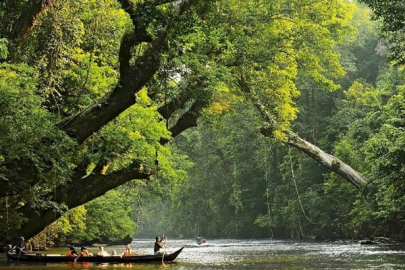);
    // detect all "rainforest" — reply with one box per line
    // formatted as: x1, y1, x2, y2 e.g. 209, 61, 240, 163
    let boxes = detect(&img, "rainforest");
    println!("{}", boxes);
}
0, 0, 405, 248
